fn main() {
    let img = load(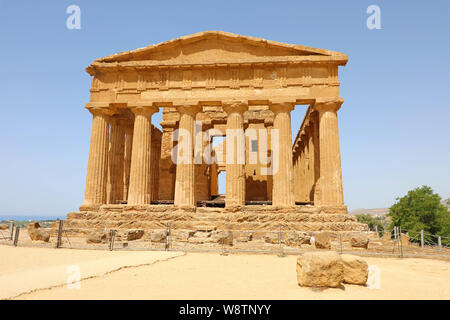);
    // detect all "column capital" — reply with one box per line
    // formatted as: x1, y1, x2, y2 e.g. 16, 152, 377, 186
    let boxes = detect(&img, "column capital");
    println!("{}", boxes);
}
129, 104, 159, 116
269, 102, 295, 113
313, 98, 344, 113
174, 104, 202, 116
222, 100, 247, 114
86, 102, 115, 116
